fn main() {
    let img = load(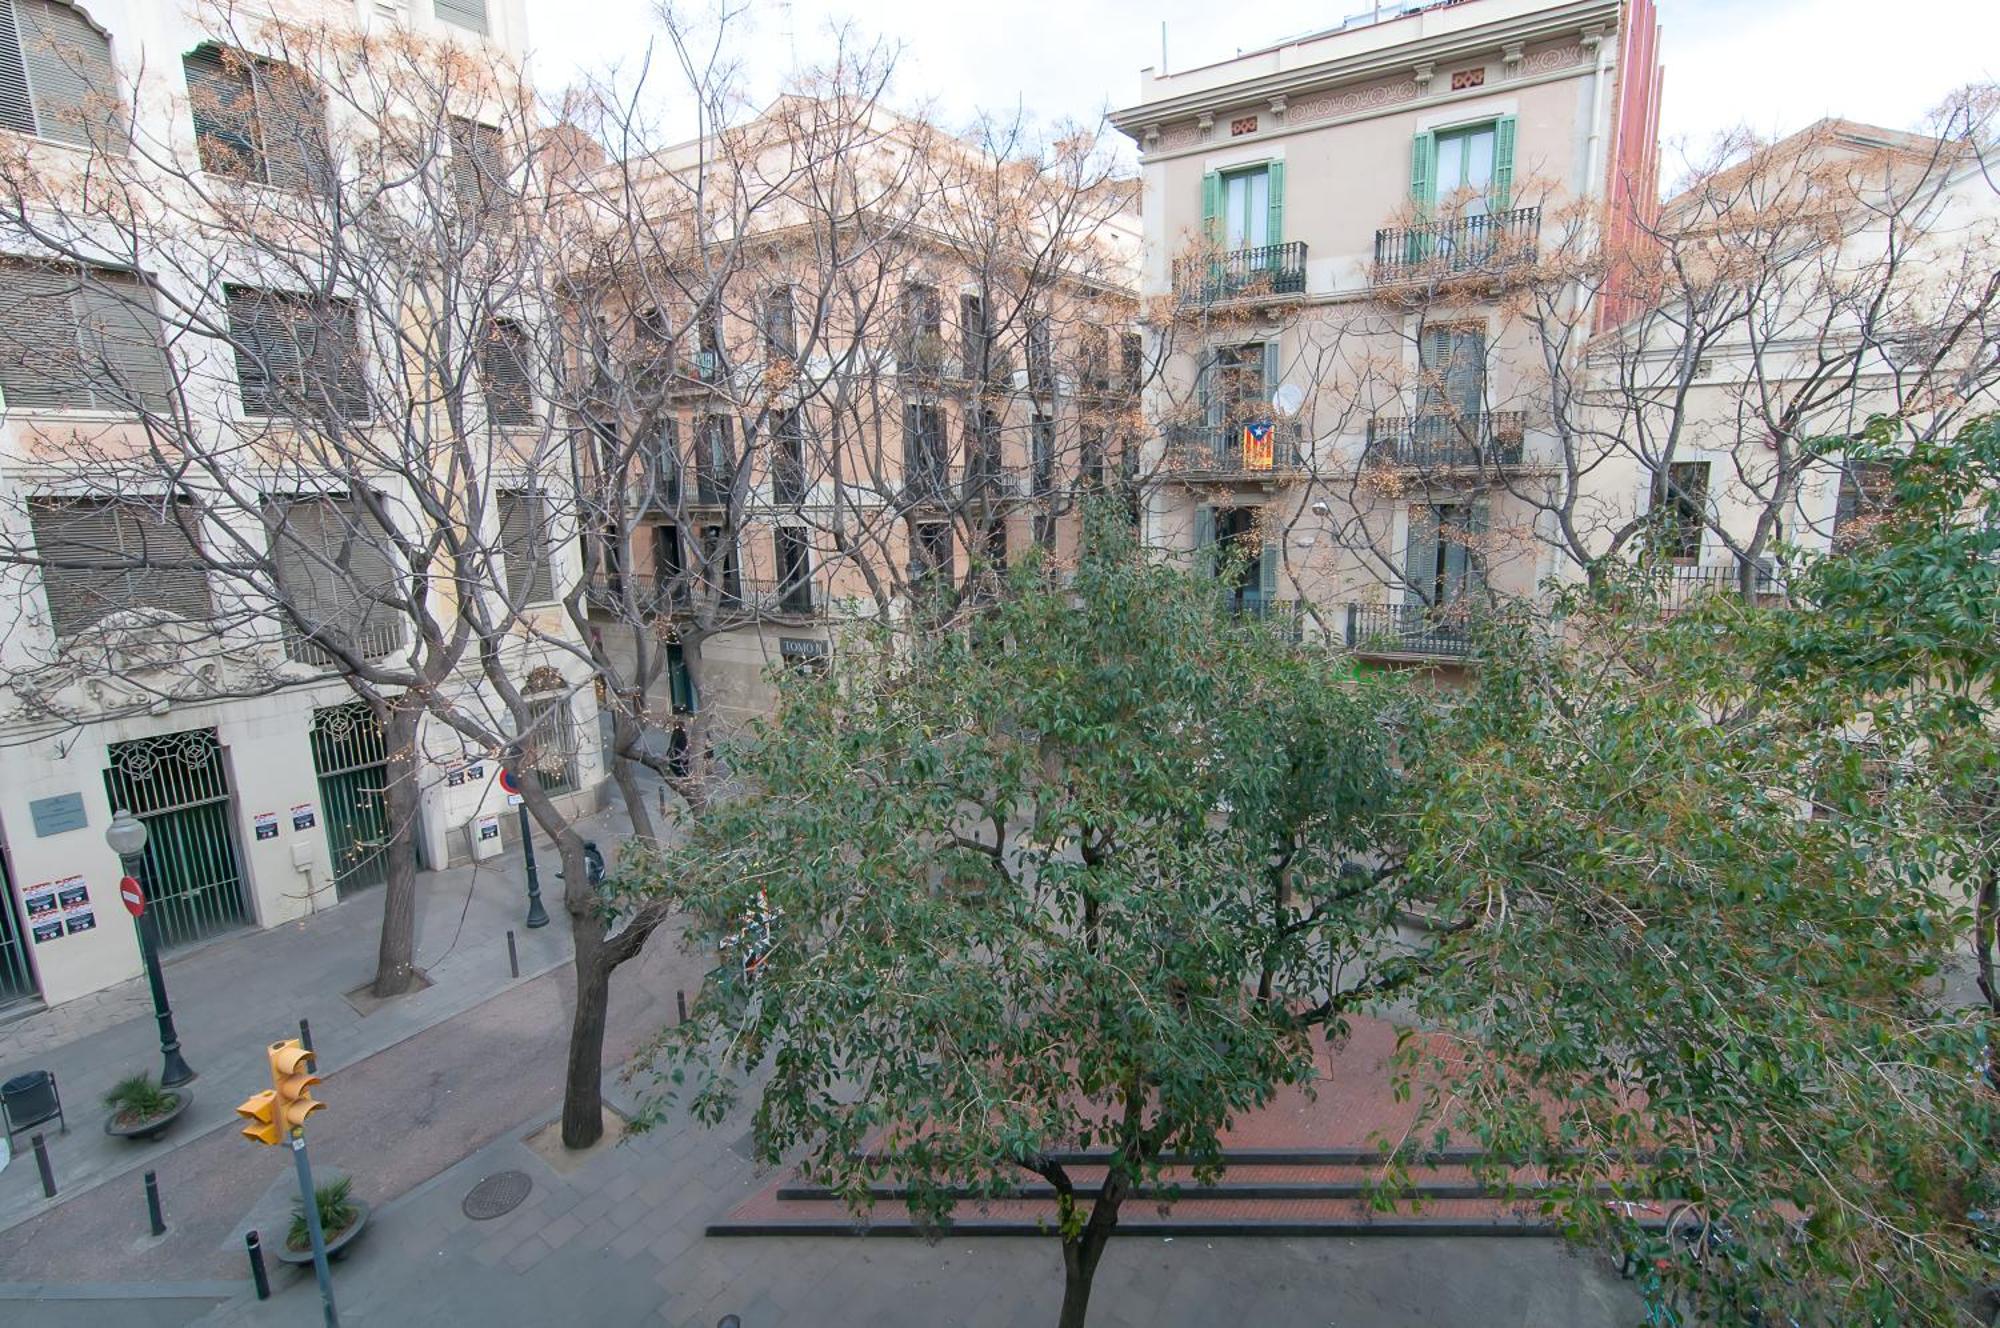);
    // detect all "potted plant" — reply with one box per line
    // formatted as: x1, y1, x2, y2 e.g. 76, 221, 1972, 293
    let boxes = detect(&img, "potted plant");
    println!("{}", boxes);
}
101, 1072, 192, 1142
278, 1177, 370, 1263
